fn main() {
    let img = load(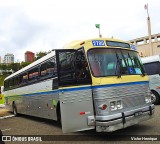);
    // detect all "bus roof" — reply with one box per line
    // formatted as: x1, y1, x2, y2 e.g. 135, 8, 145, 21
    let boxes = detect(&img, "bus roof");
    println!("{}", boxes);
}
5, 37, 131, 81
63, 37, 130, 49
141, 55, 160, 64
5, 51, 56, 81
